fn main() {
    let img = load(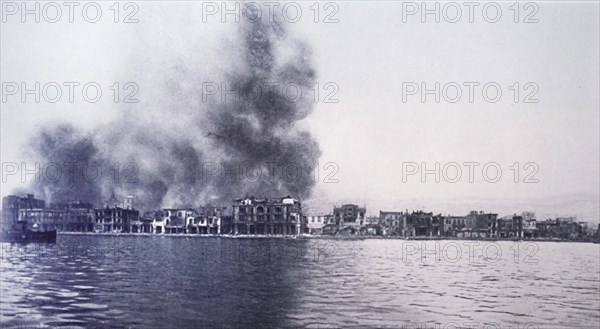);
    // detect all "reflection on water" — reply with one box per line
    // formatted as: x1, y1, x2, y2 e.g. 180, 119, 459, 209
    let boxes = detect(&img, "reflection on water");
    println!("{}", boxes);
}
1, 236, 599, 328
